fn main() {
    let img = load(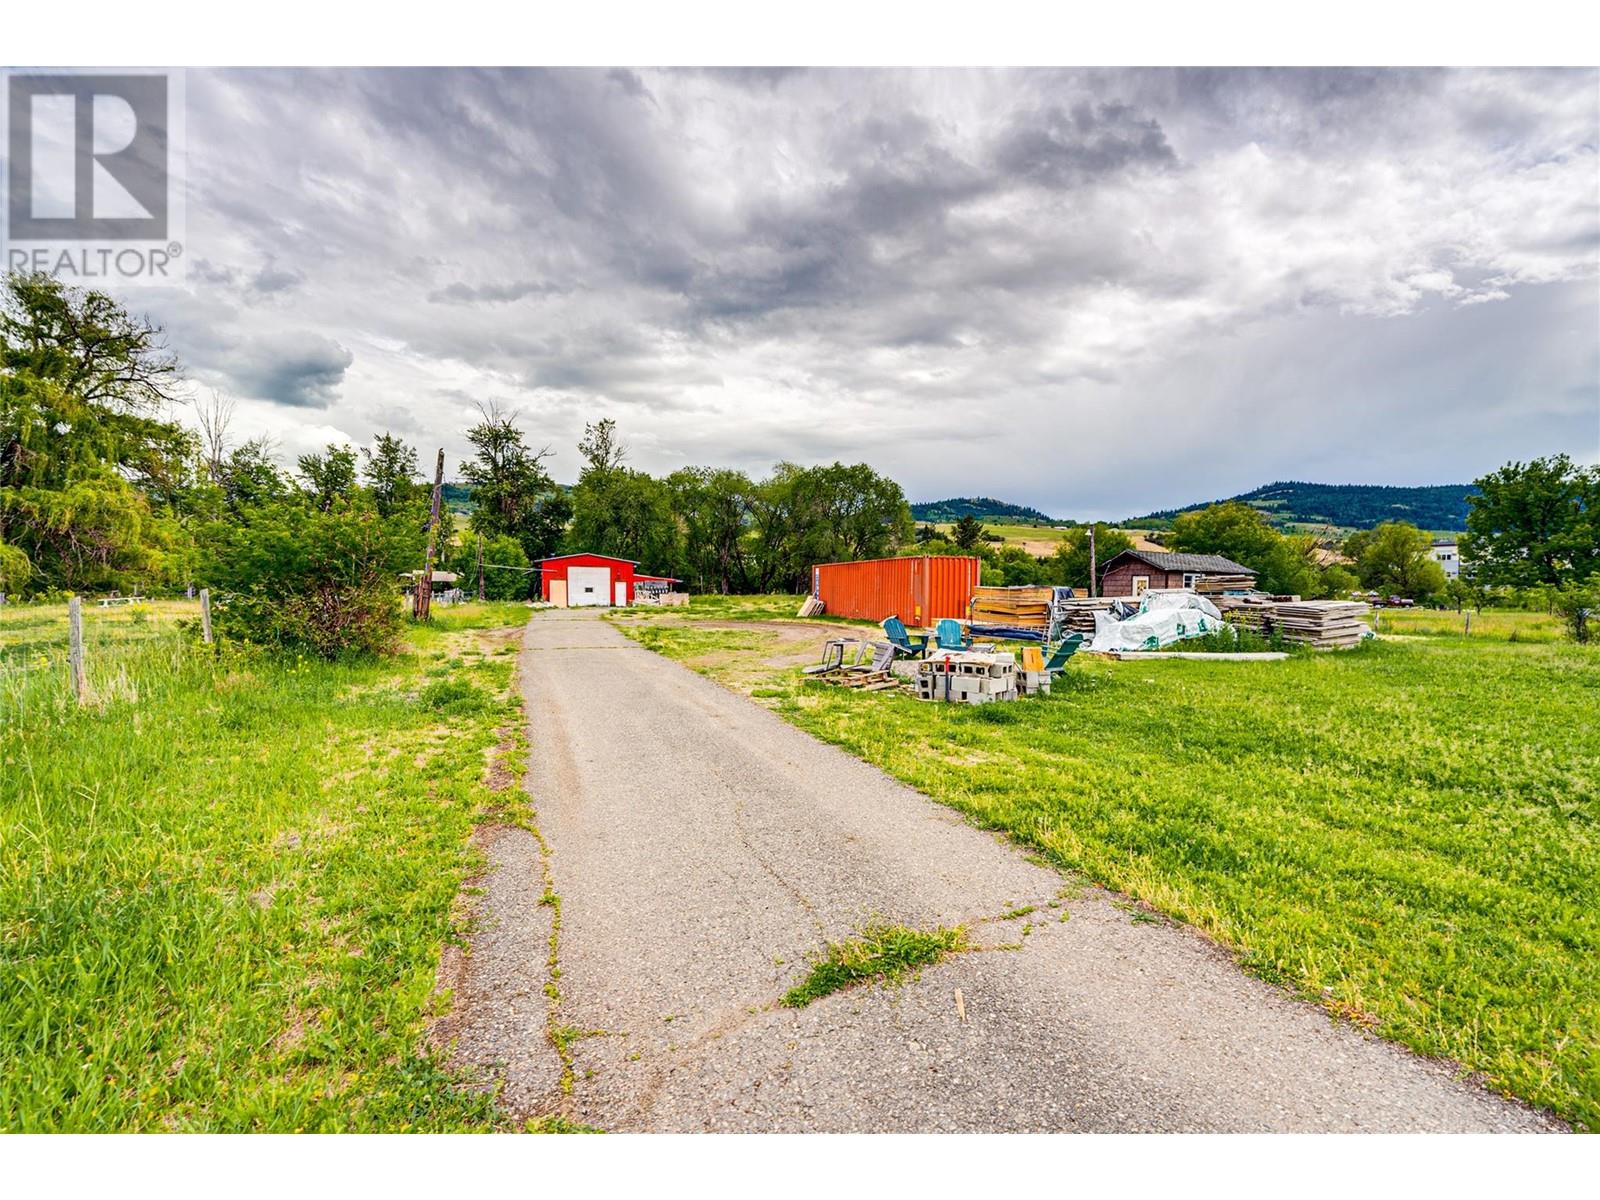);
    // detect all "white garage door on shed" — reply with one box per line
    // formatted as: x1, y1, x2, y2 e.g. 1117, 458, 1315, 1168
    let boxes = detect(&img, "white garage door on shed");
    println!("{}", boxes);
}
567, 565, 612, 606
